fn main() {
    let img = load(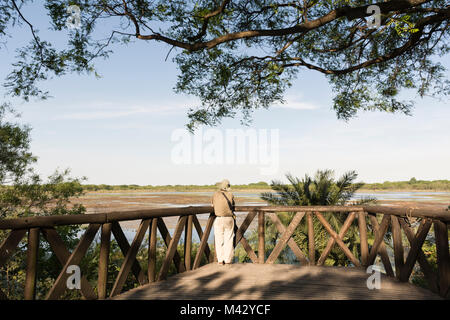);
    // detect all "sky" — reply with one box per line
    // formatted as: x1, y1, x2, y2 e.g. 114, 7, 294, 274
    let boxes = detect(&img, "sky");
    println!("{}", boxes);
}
1, 3, 449, 186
